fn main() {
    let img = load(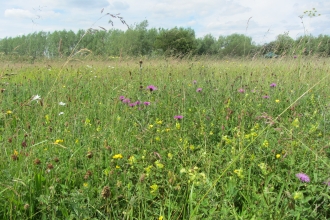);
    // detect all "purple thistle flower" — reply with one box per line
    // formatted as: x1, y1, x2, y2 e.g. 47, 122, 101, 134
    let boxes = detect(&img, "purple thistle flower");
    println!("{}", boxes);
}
196, 88, 202, 92
238, 88, 245, 93
122, 98, 130, 104
119, 96, 125, 101
135, 101, 141, 105
270, 83, 277, 88
146, 85, 157, 92
296, 173, 310, 183
193, 80, 197, 84
174, 115, 183, 120
143, 101, 150, 106
263, 95, 270, 99
294, 55, 297, 59
129, 103, 137, 107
